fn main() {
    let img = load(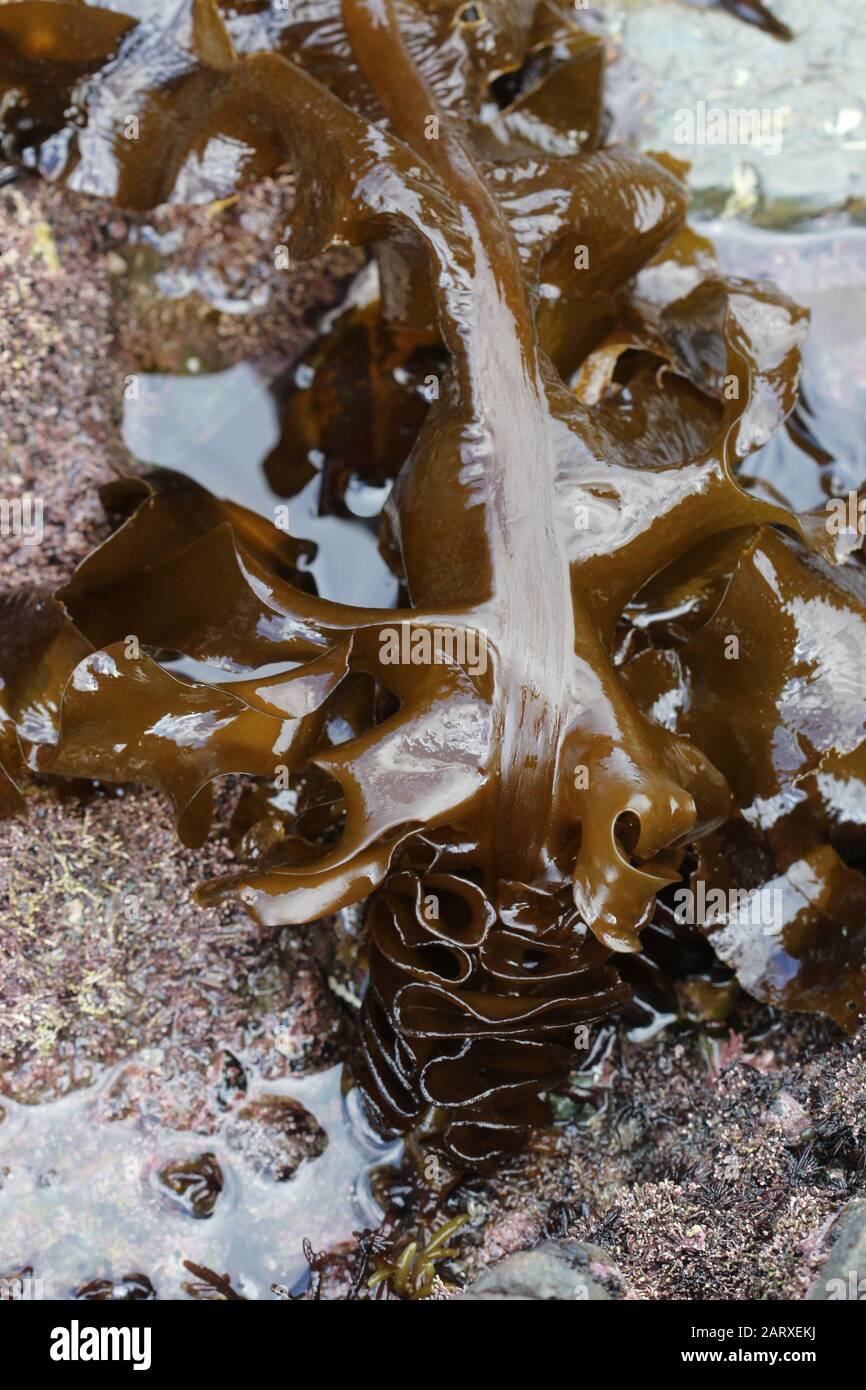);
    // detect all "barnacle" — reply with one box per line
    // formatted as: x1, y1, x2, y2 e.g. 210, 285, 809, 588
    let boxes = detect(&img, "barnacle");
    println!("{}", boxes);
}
2, 0, 865, 1169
